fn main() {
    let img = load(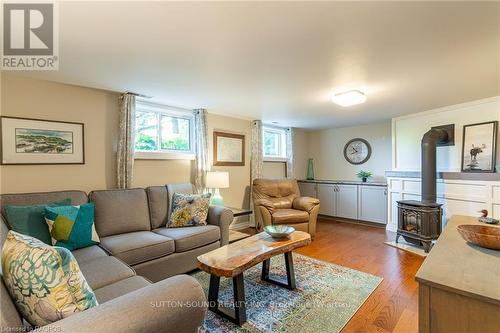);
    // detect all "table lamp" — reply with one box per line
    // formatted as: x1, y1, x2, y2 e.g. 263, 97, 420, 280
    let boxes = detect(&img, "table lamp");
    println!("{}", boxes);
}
206, 171, 229, 206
